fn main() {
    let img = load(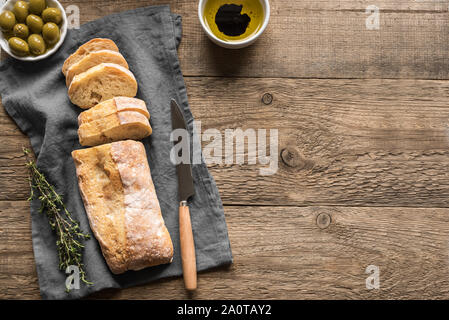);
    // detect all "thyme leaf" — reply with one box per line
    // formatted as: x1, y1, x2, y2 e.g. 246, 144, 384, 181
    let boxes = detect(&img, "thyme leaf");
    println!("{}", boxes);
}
24, 148, 92, 291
